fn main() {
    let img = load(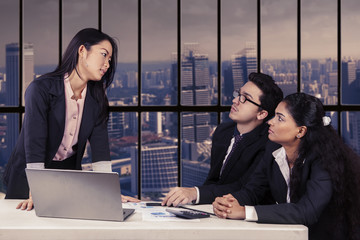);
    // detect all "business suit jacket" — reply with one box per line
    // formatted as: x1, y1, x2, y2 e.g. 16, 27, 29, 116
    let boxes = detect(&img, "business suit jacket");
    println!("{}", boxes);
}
4, 74, 111, 199
233, 141, 348, 240
198, 121, 269, 204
